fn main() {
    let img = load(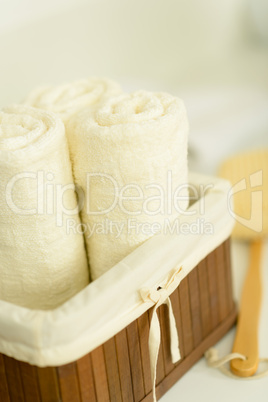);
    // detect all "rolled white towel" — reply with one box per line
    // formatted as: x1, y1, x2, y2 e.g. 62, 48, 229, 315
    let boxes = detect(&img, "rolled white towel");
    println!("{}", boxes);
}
23, 77, 122, 123
66, 91, 189, 280
0, 105, 89, 309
